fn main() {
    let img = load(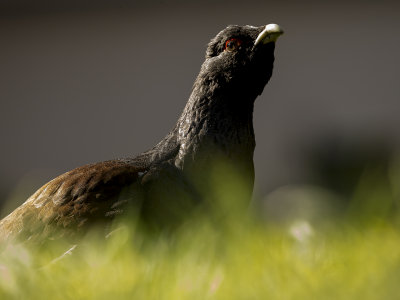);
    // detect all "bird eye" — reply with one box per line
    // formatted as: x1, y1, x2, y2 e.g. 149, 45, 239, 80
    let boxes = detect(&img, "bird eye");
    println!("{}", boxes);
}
224, 38, 242, 52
